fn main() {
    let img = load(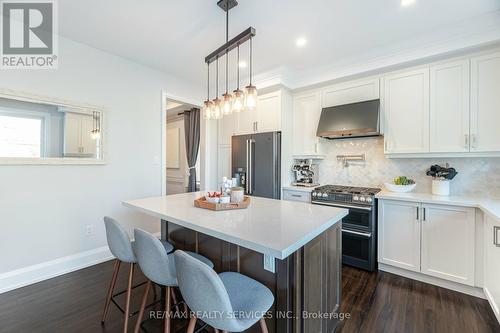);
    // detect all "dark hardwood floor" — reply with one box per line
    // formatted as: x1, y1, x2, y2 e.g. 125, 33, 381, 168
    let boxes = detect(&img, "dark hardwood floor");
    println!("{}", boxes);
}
0, 261, 498, 333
